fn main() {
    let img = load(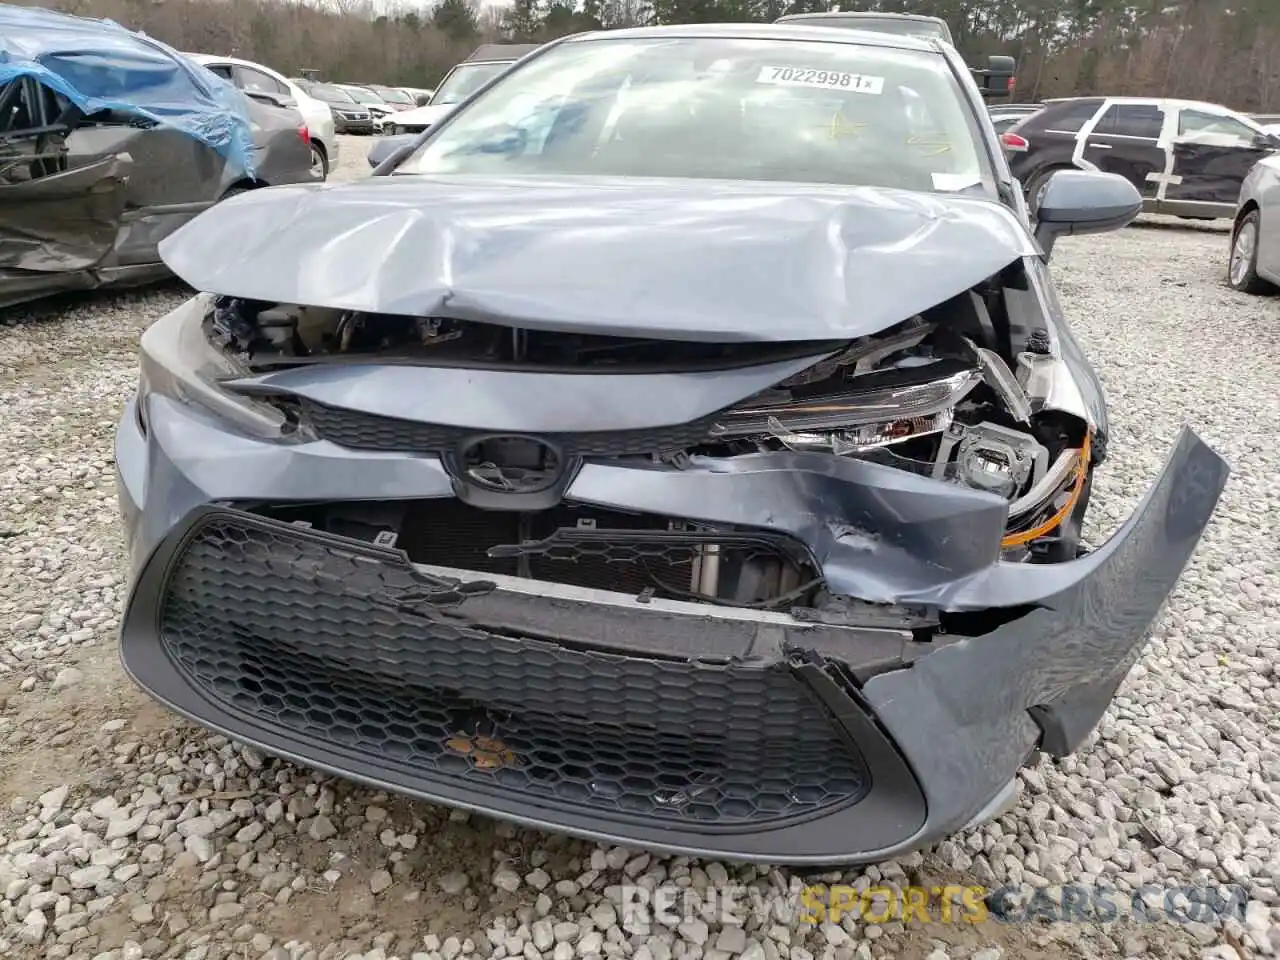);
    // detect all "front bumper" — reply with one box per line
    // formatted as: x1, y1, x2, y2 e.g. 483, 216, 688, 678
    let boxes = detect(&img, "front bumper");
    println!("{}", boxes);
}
334, 117, 374, 135
115, 391, 1227, 863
